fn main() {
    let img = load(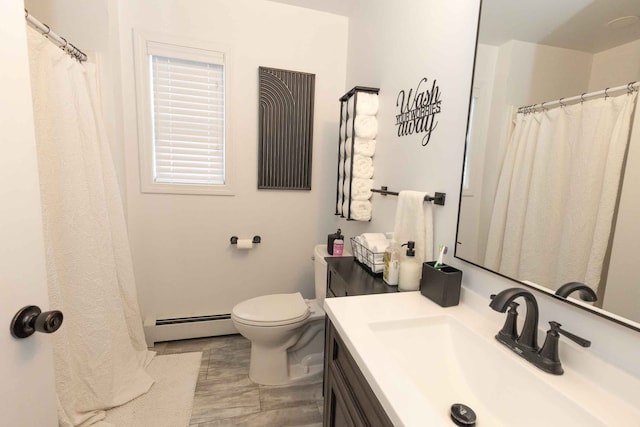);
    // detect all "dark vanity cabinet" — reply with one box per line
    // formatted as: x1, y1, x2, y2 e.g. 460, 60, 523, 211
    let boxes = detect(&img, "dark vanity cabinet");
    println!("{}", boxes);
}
323, 257, 396, 427
323, 318, 394, 427
326, 256, 398, 298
